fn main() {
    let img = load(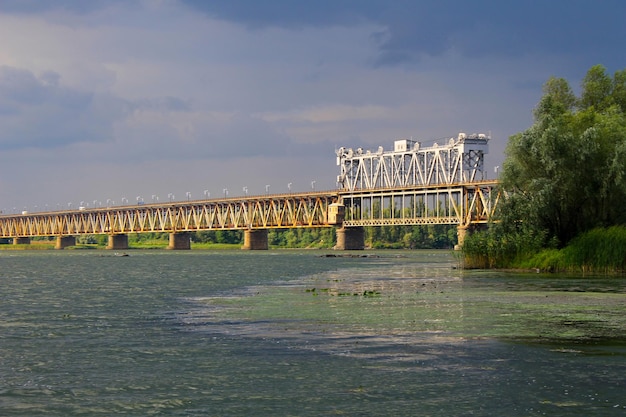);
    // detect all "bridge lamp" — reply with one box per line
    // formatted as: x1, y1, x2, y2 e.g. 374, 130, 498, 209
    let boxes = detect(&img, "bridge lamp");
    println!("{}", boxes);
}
204, 190, 210, 199
122, 197, 128, 204
243, 186, 248, 196
152, 195, 158, 203
223, 188, 228, 197
168, 193, 174, 202
186, 192, 191, 201
494, 166, 500, 176
266, 184, 270, 194
288, 183, 292, 192
311, 180, 316, 190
